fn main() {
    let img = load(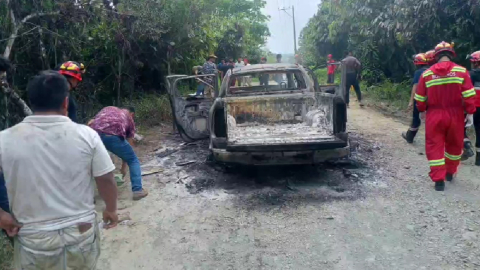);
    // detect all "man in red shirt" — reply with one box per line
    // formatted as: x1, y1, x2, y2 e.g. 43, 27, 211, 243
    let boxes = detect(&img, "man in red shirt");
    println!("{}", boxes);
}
415, 41, 477, 191
327, 54, 336, 84
90, 106, 148, 200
